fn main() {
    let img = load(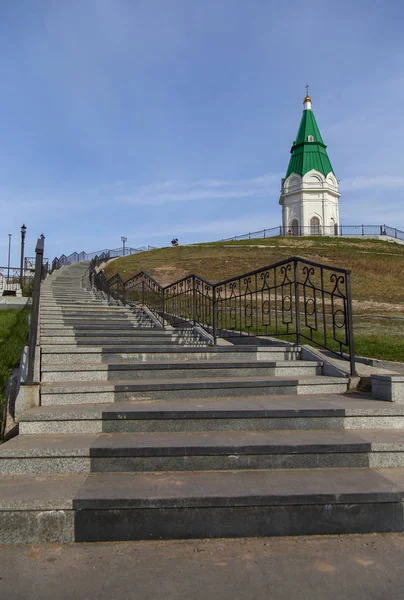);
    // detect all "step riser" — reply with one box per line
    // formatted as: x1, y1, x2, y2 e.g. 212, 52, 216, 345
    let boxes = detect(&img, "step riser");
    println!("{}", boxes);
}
41, 365, 322, 382
2, 452, 403, 474
40, 330, 170, 336
73, 502, 404, 542
40, 338, 197, 345
40, 318, 152, 323
41, 302, 106, 306
40, 329, 156, 336
19, 415, 404, 435
40, 382, 348, 405
1, 501, 402, 544
42, 322, 155, 327
41, 309, 132, 313
41, 351, 301, 365
0, 512, 75, 544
